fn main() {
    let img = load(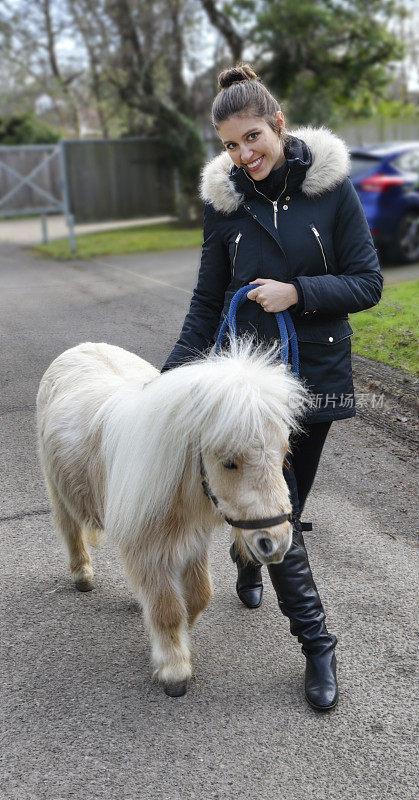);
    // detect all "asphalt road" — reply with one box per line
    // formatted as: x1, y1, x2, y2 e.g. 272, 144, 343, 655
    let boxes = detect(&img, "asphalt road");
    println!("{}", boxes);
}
0, 244, 417, 800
